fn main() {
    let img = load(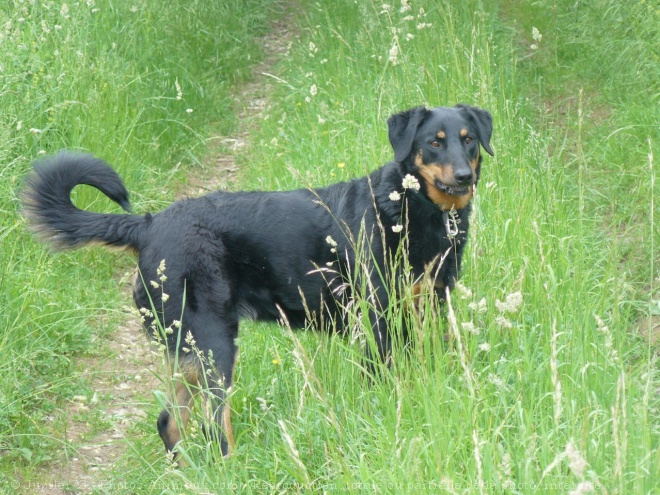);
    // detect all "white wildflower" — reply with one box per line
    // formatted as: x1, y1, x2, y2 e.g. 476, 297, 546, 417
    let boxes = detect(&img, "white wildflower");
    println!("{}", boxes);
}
175, 78, 182, 100
532, 27, 542, 42
594, 314, 609, 333
172, 320, 182, 329
402, 174, 420, 190
565, 442, 588, 478
149, 280, 159, 289
405, 33, 415, 41
388, 44, 399, 65
495, 315, 513, 329
161, 293, 169, 303
392, 224, 403, 233
495, 291, 523, 313
310, 84, 317, 96
186, 108, 193, 114
468, 297, 488, 313
60, 3, 70, 19
157, 259, 166, 275
478, 343, 491, 353
488, 373, 504, 388
454, 282, 472, 299
400, 0, 411, 13
461, 321, 479, 335
325, 235, 337, 247
381, 4, 392, 13
389, 190, 401, 201
185, 330, 196, 346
